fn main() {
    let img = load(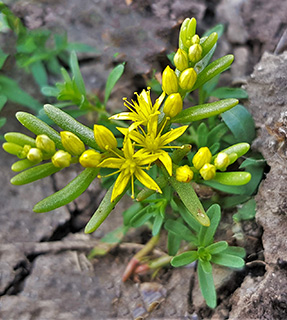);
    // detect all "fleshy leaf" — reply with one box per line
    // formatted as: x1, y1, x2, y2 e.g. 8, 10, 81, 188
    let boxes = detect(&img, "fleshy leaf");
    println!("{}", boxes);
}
105, 63, 125, 104
197, 261, 217, 308
171, 251, 198, 267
